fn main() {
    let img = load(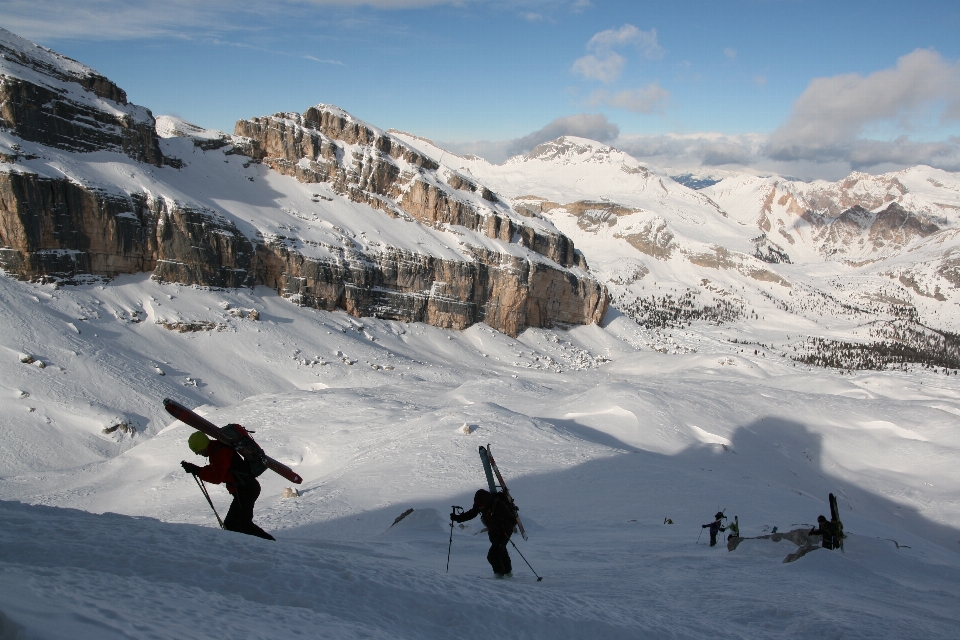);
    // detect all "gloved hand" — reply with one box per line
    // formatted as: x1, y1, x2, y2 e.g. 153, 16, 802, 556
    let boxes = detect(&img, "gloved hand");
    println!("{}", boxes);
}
181, 461, 201, 475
